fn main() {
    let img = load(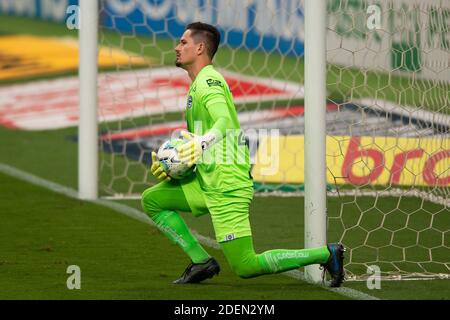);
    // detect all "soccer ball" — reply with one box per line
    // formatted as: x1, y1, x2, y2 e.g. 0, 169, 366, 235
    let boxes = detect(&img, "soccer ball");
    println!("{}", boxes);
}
156, 138, 194, 180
